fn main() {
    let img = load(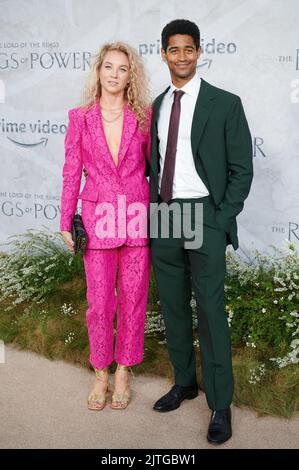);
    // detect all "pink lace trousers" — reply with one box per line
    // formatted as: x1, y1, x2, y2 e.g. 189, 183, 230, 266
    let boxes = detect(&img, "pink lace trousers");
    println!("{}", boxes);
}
83, 245, 151, 370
